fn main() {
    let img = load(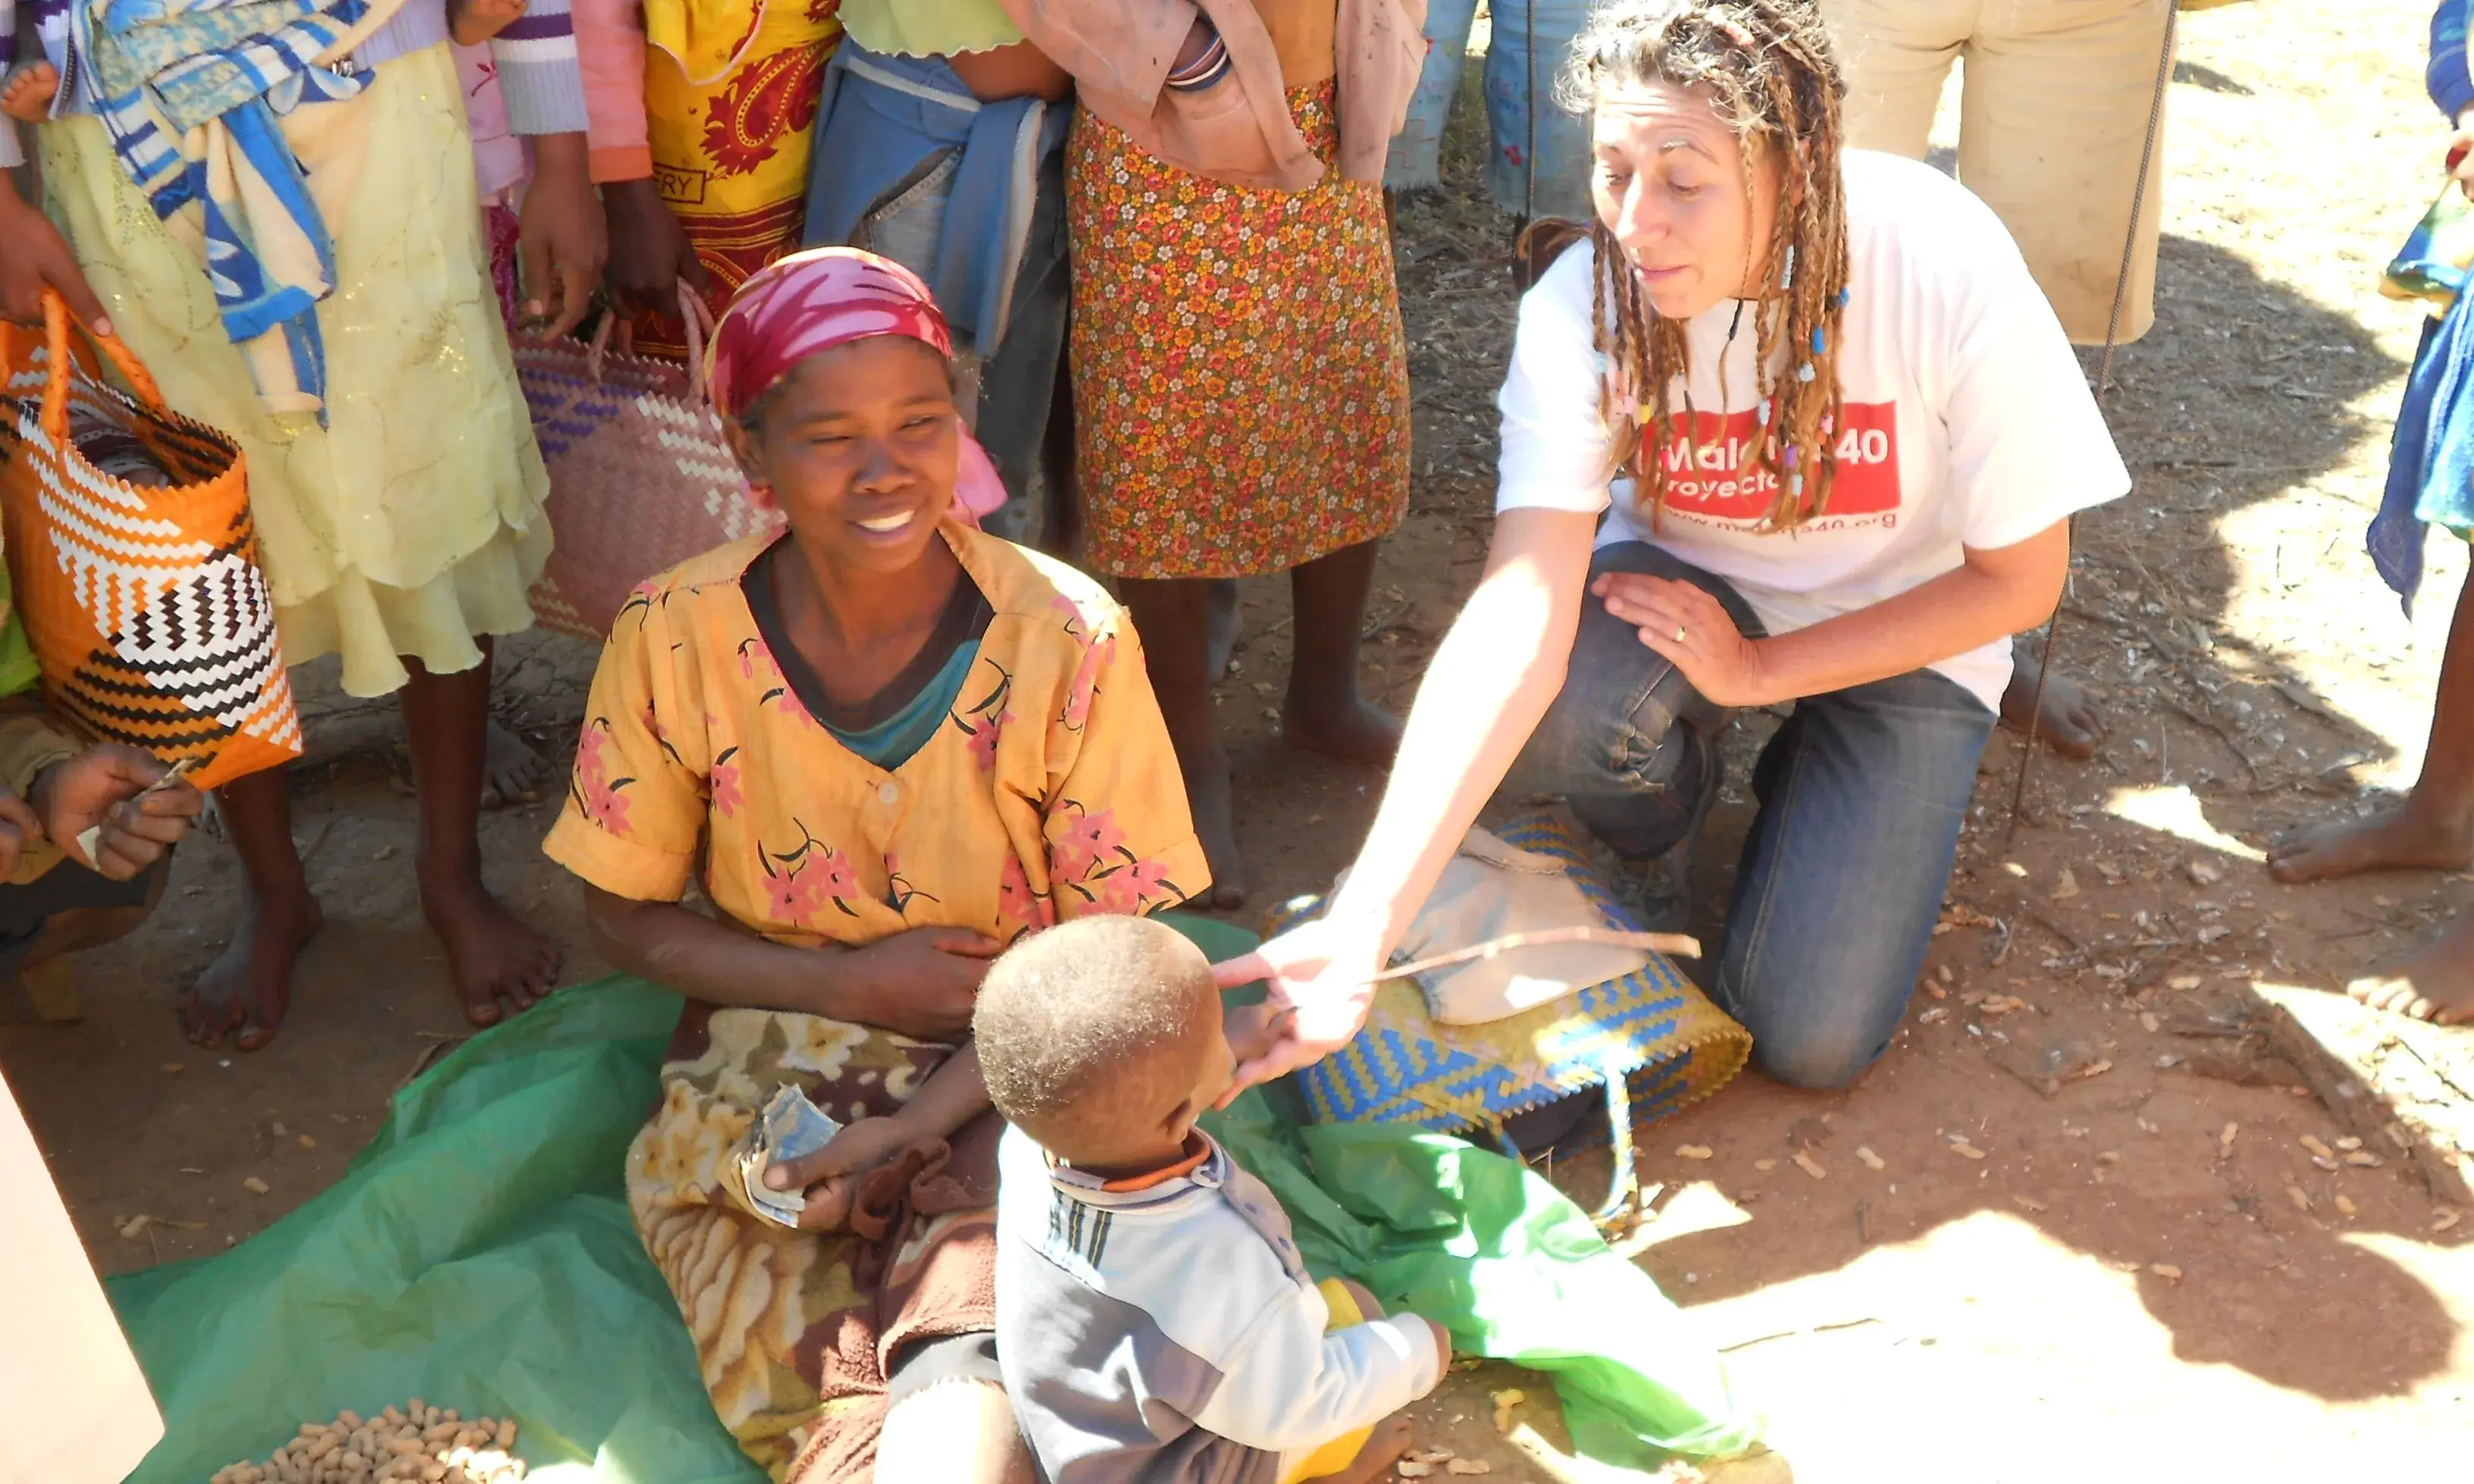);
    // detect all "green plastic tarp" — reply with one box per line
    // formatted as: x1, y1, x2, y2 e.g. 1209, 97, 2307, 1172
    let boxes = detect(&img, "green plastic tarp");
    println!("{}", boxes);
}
106, 917, 1756, 1483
